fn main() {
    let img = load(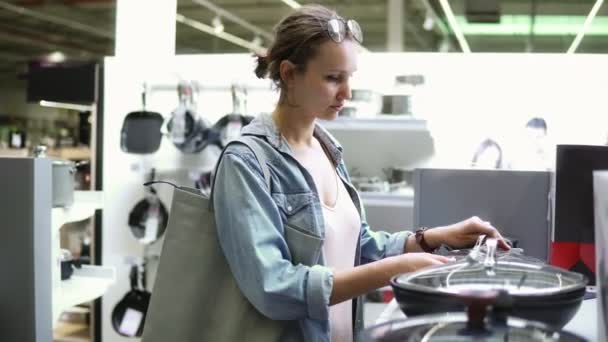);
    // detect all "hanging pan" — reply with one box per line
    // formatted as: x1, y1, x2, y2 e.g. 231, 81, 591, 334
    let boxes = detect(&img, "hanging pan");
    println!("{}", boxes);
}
120, 86, 164, 154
